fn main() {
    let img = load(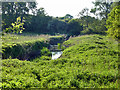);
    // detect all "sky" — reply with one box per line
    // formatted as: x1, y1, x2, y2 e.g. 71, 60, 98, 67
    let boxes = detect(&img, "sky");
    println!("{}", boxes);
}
36, 0, 95, 18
